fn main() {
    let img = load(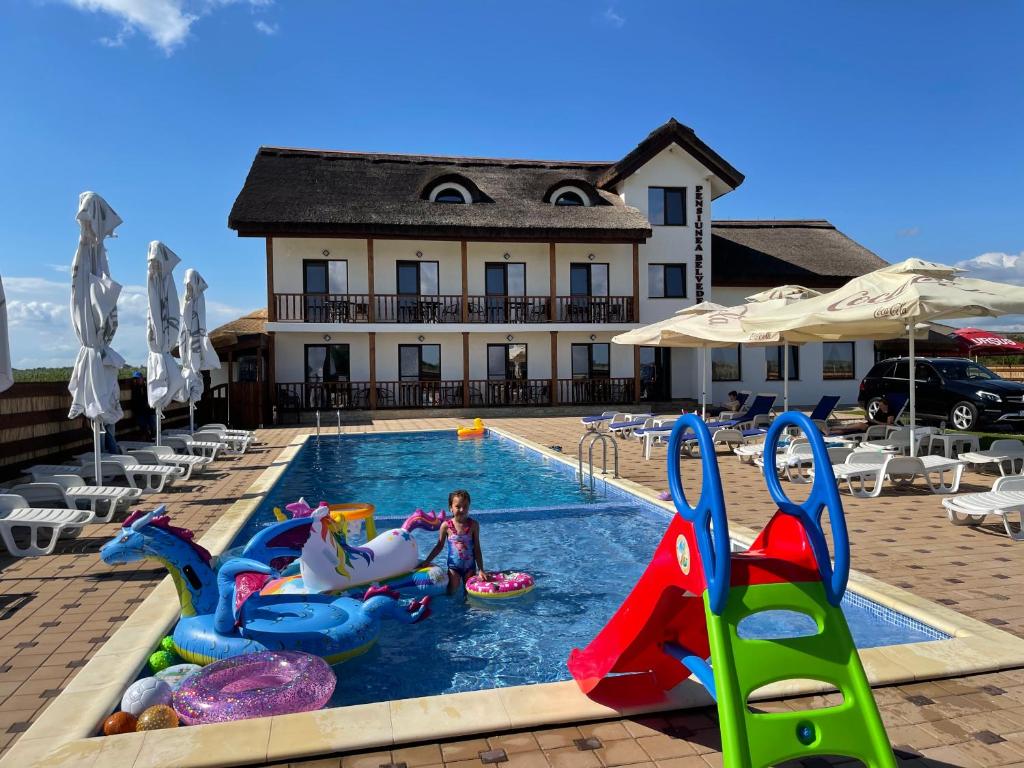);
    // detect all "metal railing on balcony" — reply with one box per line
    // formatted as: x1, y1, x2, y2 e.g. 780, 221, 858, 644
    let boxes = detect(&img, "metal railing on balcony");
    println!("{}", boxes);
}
273, 293, 635, 324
